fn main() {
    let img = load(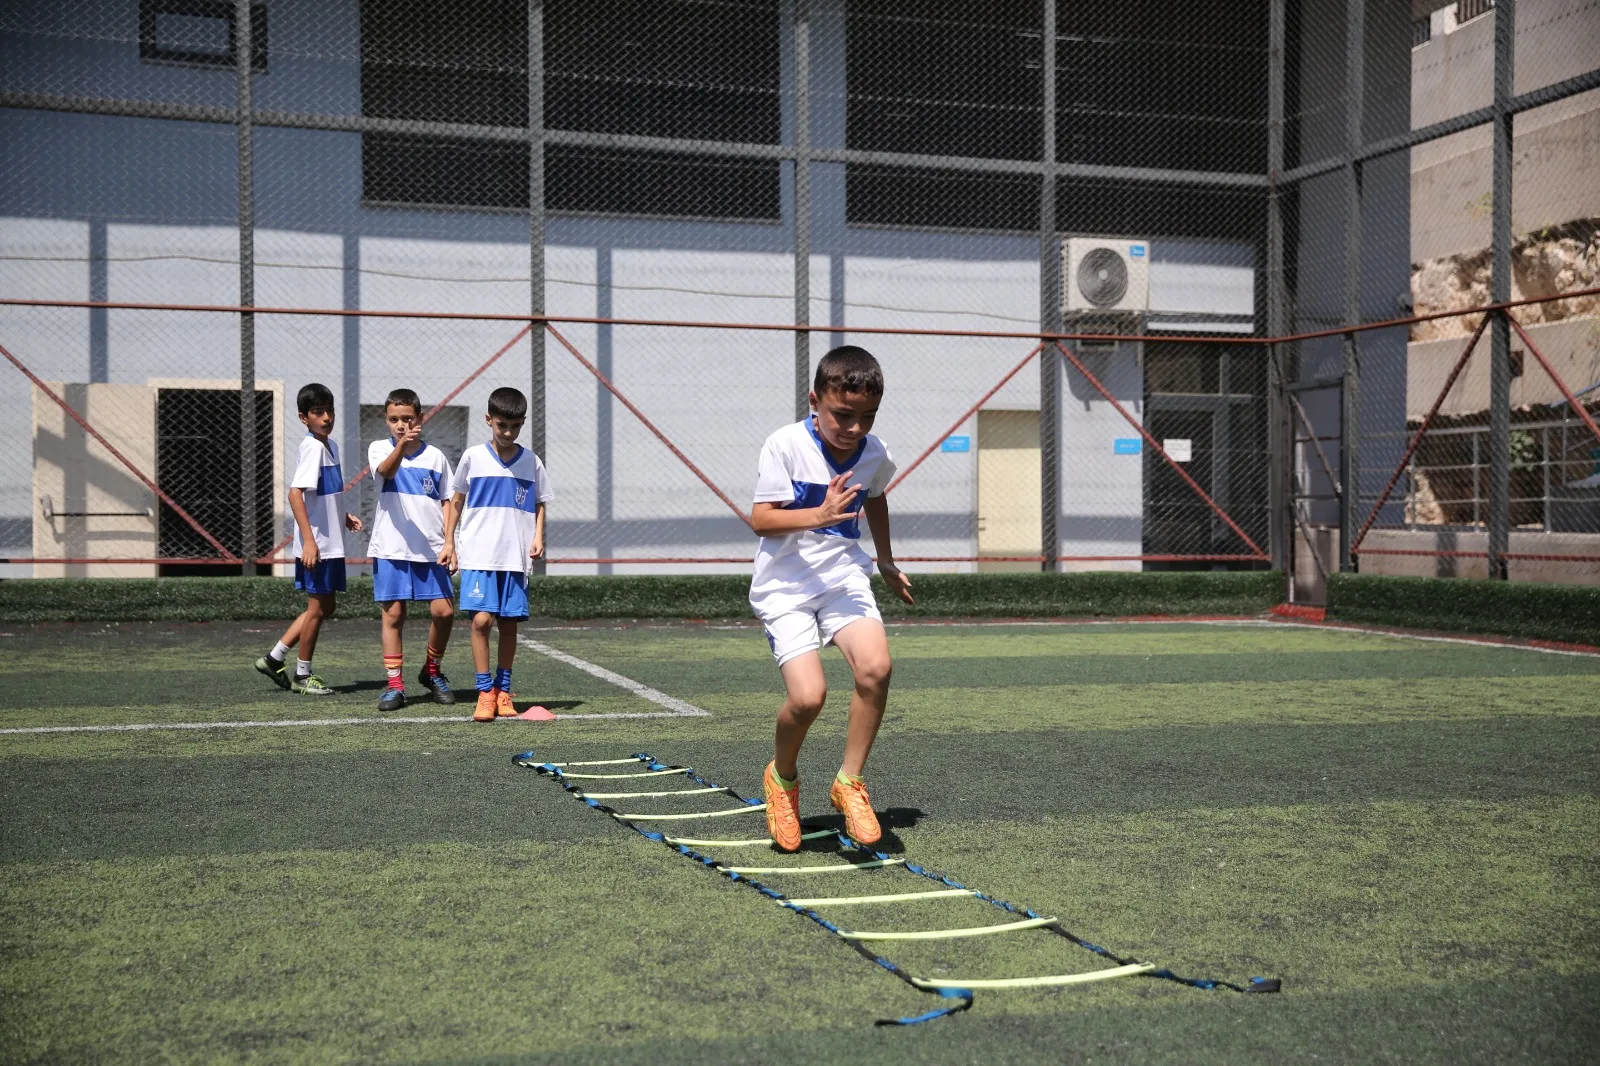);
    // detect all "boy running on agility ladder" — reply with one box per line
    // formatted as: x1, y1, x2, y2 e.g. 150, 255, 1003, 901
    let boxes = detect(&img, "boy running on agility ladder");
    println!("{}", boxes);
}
749, 345, 915, 851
